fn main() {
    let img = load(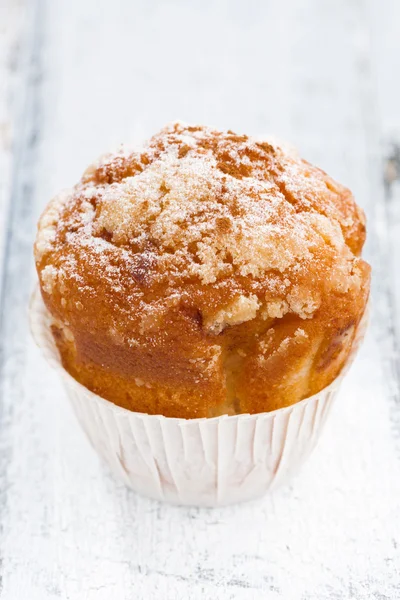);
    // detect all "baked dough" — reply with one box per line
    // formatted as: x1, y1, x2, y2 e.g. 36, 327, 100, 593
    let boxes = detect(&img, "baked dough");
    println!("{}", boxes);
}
35, 122, 370, 418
